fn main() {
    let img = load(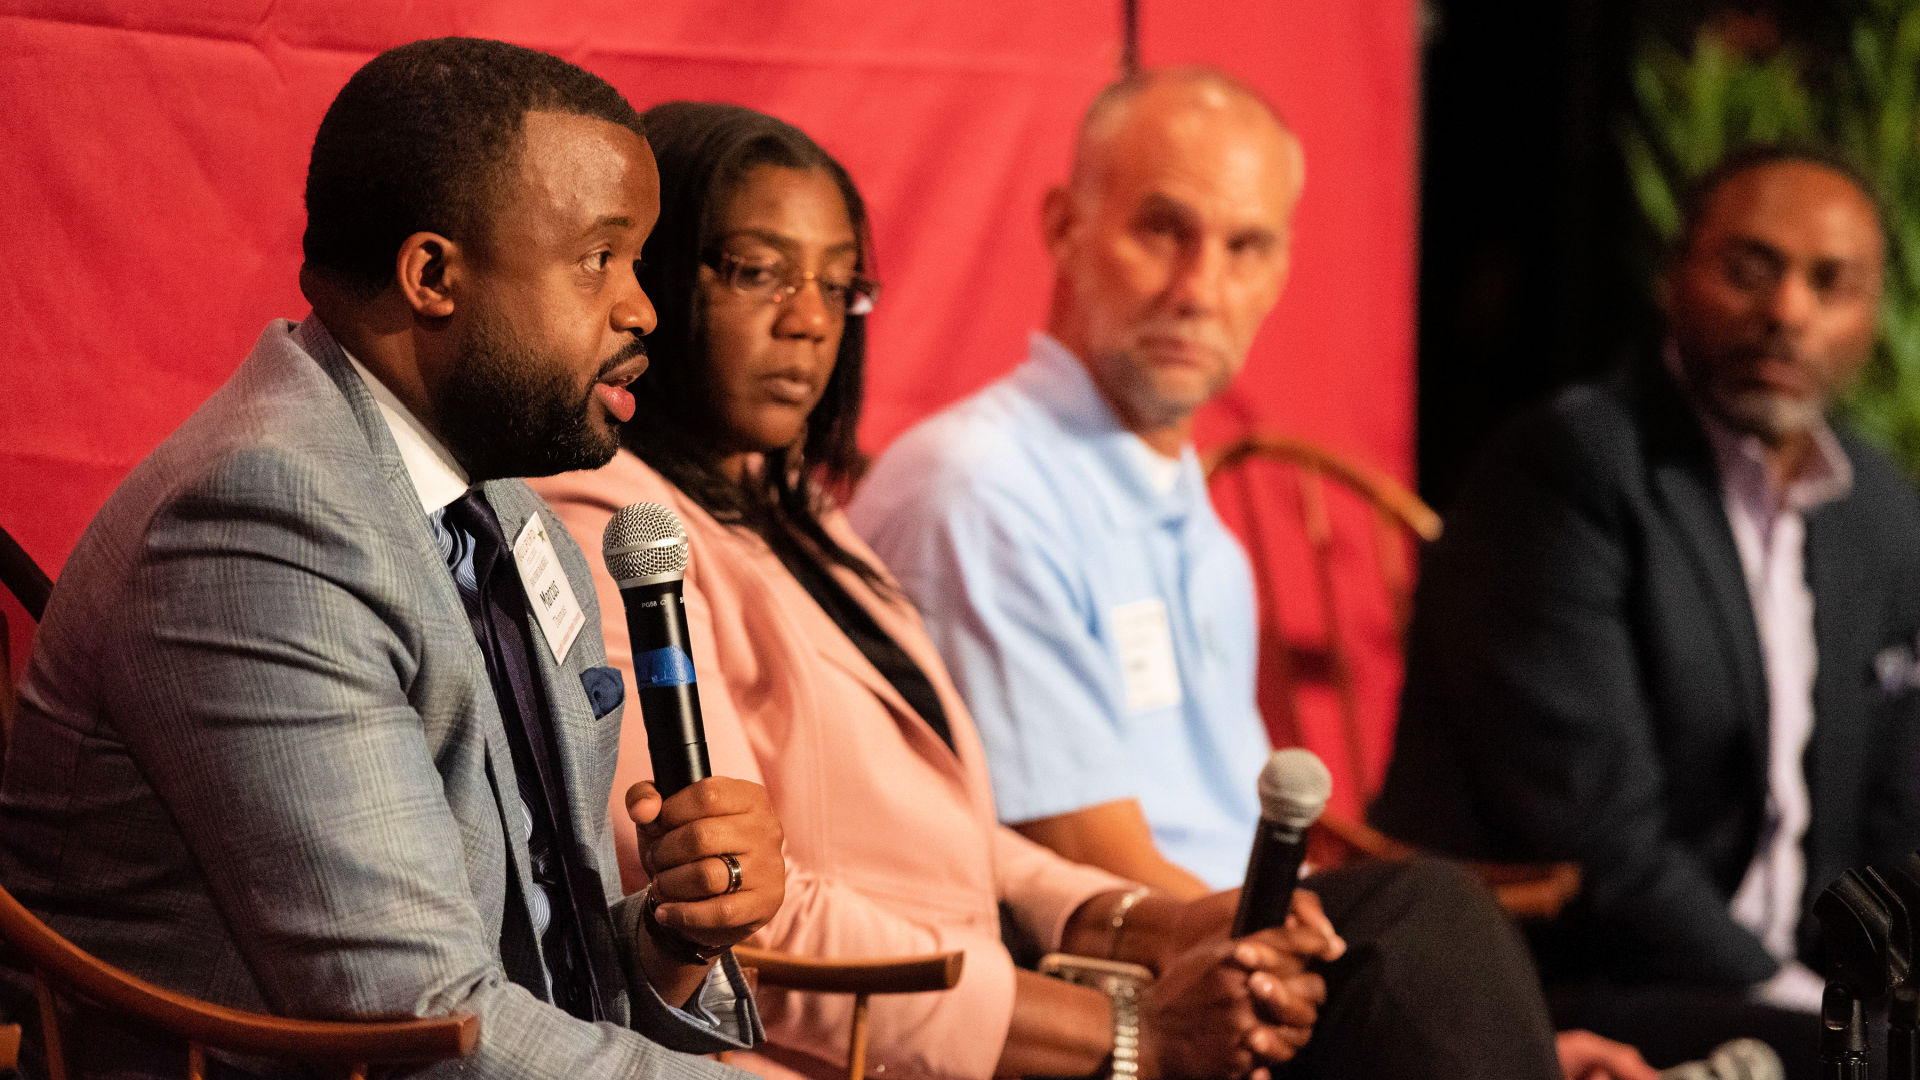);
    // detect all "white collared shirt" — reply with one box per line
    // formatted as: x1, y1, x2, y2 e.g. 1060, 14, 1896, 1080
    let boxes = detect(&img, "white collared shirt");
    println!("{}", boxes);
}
342, 352, 469, 514
1696, 401, 1852, 1014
